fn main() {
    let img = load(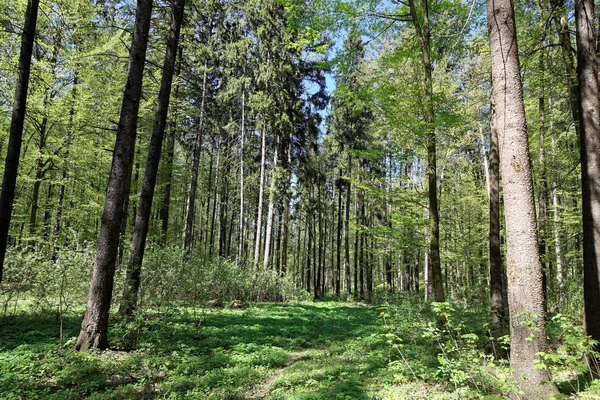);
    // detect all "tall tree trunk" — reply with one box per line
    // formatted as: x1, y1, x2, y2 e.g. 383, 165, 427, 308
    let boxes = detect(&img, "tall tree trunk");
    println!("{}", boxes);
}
551, 136, 564, 289
575, 0, 600, 347
344, 153, 352, 294
263, 136, 279, 268
549, 0, 581, 139
50, 74, 78, 261
489, 95, 504, 326
486, 0, 558, 395
336, 168, 343, 295
254, 128, 267, 266
0, 0, 40, 282
76, 0, 153, 351
183, 61, 209, 253
159, 47, 182, 244
409, 0, 444, 303
537, 8, 549, 304
119, 0, 185, 317
280, 139, 292, 275
237, 89, 246, 260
